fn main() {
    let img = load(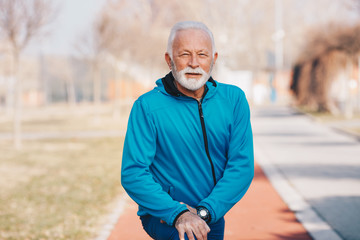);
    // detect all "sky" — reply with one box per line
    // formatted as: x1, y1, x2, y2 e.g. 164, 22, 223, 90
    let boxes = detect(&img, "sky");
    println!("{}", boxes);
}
26, 0, 106, 56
